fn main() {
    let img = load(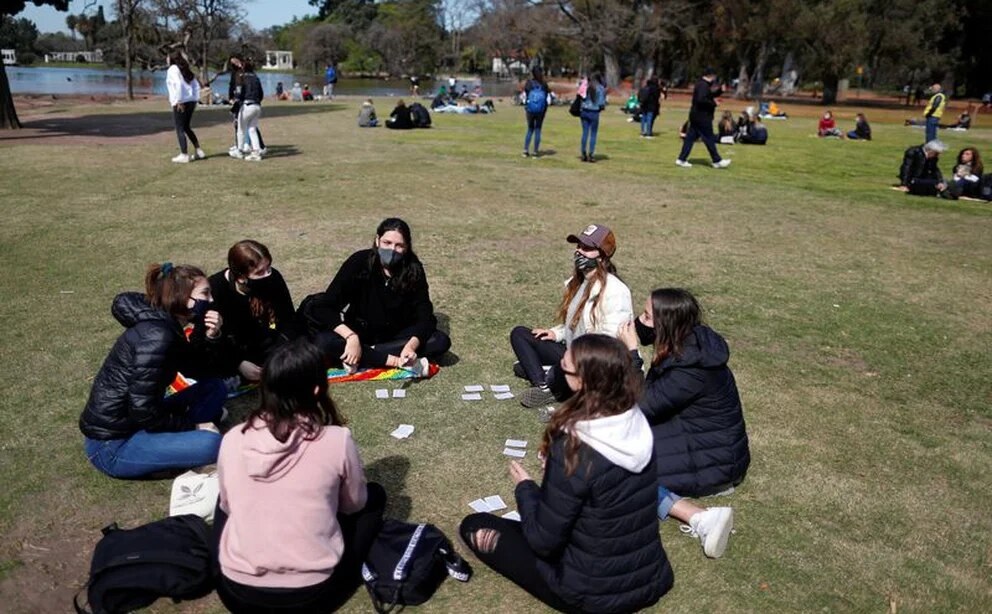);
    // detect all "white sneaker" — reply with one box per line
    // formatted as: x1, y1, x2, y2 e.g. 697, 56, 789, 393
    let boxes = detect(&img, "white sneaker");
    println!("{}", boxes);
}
228, 148, 244, 159
244, 151, 262, 162
260, 147, 268, 156
171, 153, 191, 163
675, 159, 692, 168
195, 148, 206, 160
682, 507, 733, 558
405, 357, 430, 378
712, 159, 732, 169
